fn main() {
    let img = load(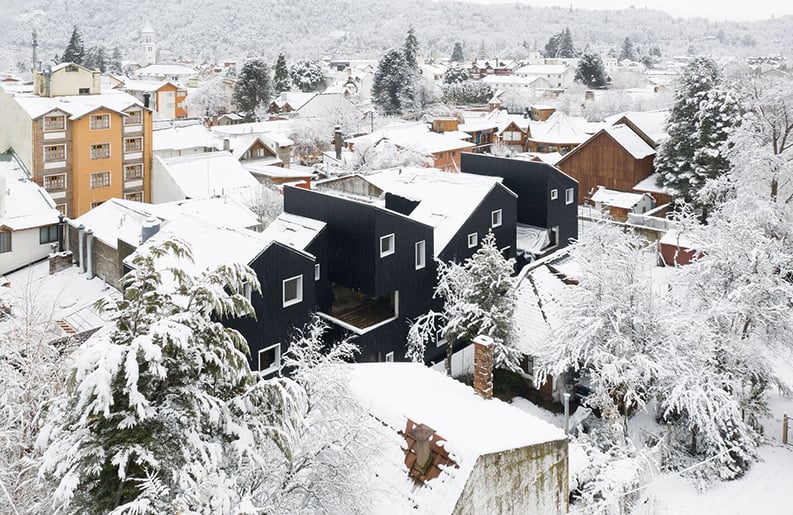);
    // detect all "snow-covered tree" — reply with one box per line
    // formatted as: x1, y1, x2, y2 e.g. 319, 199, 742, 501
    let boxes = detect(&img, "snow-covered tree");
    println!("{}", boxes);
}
350, 139, 431, 172
443, 66, 469, 84
184, 77, 232, 119
61, 26, 85, 65
273, 52, 291, 93
450, 42, 464, 62
289, 59, 325, 93
37, 239, 306, 514
403, 26, 419, 71
575, 52, 608, 89
243, 184, 284, 227
109, 47, 123, 74
619, 37, 637, 62
544, 27, 577, 58
233, 58, 272, 120
441, 80, 492, 104
371, 48, 415, 115
408, 231, 520, 375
